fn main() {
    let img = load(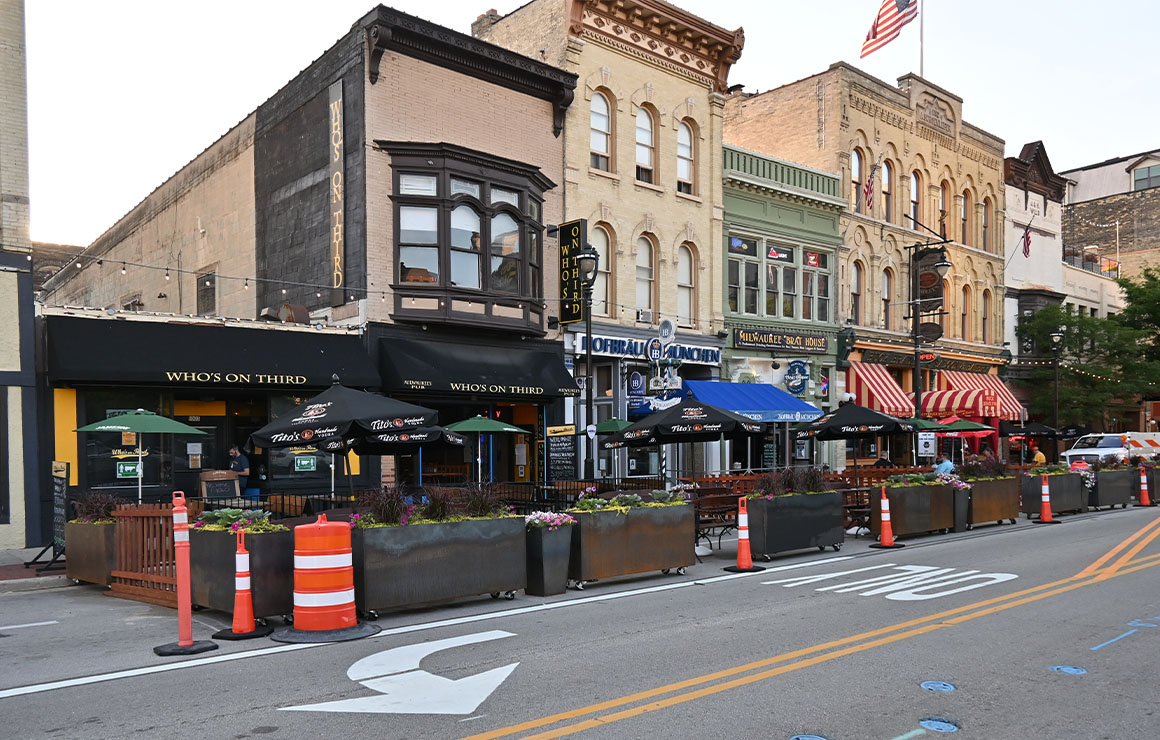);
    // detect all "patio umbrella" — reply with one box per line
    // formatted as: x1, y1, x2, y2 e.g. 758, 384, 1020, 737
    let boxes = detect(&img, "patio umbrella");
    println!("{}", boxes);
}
998, 420, 1058, 438
593, 418, 634, 435
793, 403, 915, 488
1058, 424, 1091, 440
445, 416, 531, 483
601, 397, 765, 449
76, 409, 206, 505
937, 417, 995, 462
